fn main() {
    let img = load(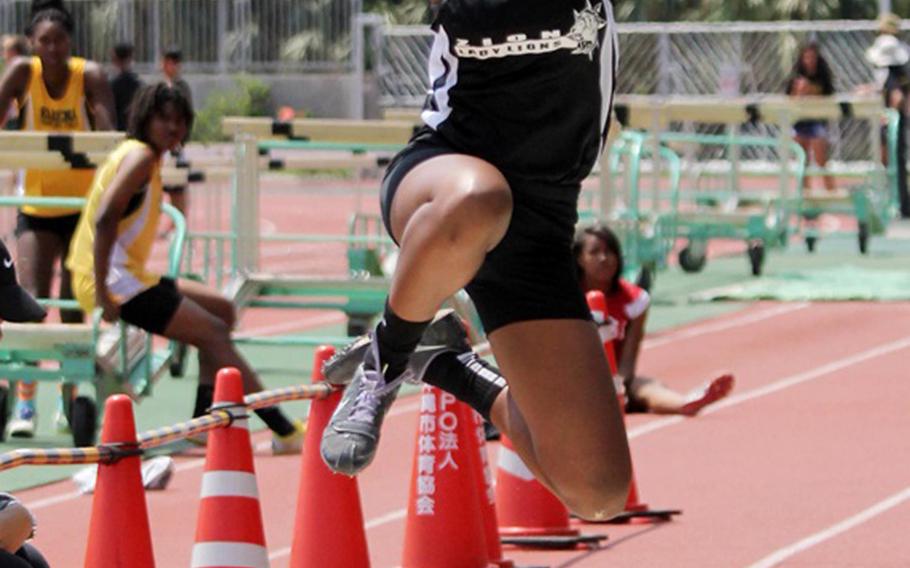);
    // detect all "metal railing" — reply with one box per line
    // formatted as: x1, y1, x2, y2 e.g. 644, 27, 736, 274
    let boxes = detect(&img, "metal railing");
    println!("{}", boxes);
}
375, 19, 904, 107
0, 0, 361, 73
